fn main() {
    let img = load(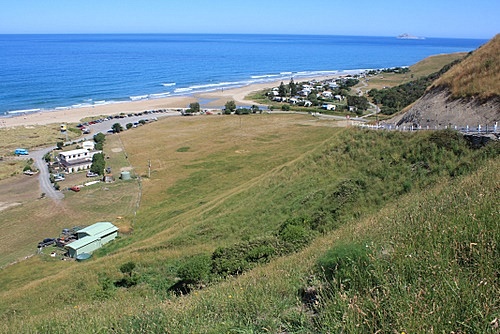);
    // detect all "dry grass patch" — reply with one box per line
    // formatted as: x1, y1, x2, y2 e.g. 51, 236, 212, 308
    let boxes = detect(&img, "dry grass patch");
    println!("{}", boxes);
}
0, 123, 80, 156
433, 34, 500, 99
362, 52, 467, 91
